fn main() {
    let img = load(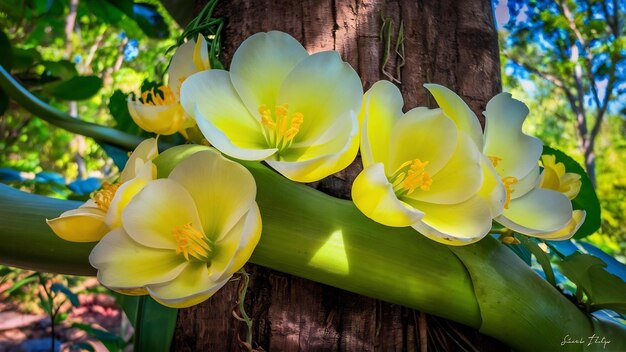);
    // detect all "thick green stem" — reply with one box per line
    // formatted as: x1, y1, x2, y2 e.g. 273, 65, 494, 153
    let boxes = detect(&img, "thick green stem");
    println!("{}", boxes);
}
1, 146, 625, 350
0, 66, 165, 151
